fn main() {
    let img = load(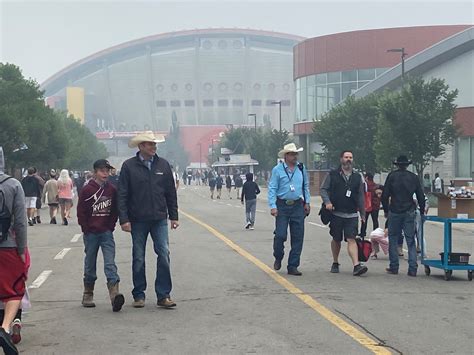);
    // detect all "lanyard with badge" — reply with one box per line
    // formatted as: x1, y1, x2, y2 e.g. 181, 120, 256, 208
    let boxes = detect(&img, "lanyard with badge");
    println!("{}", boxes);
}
284, 165, 297, 192
343, 173, 352, 198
